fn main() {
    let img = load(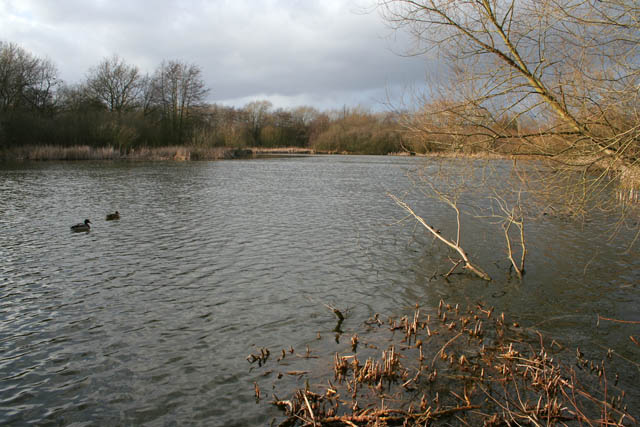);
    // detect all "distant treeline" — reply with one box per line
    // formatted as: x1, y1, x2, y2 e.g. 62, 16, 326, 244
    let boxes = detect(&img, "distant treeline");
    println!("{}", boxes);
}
0, 41, 406, 157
